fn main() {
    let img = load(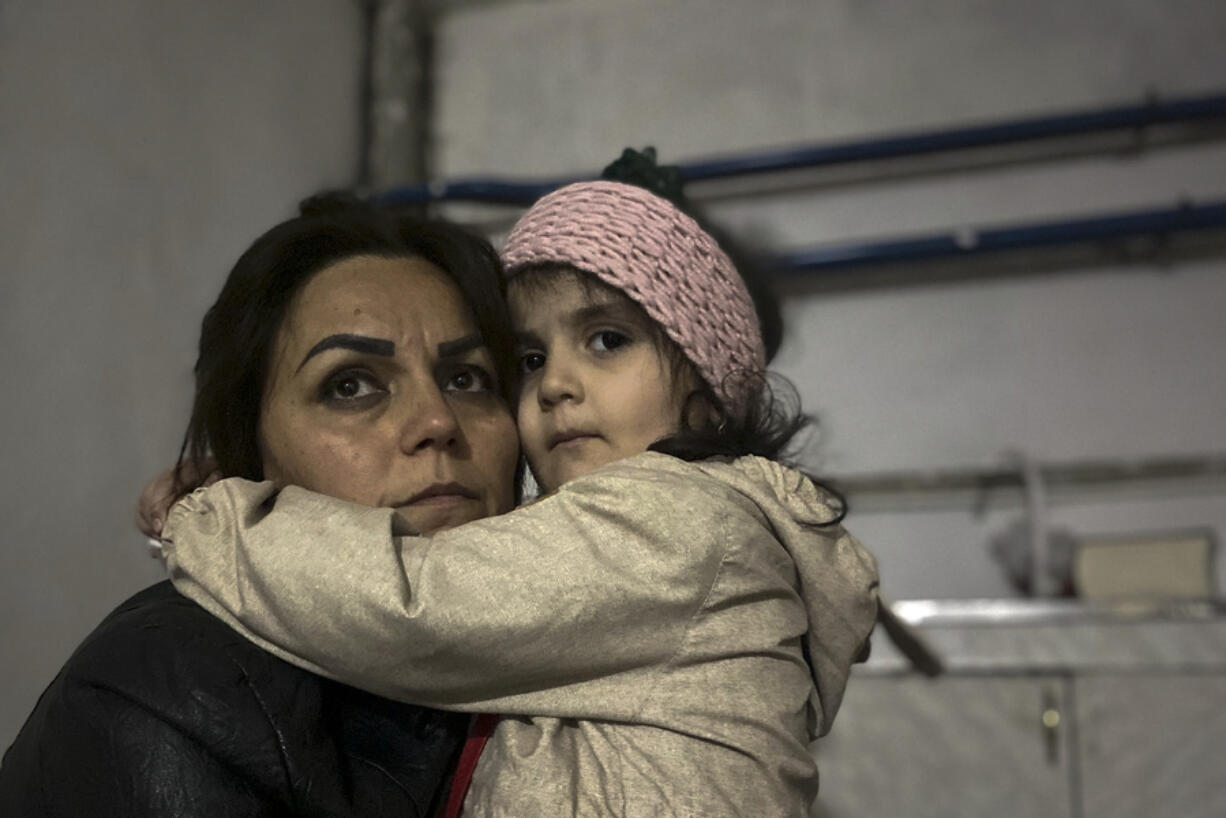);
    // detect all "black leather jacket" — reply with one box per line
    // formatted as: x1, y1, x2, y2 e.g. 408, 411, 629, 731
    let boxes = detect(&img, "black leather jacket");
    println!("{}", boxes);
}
0, 581, 467, 817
